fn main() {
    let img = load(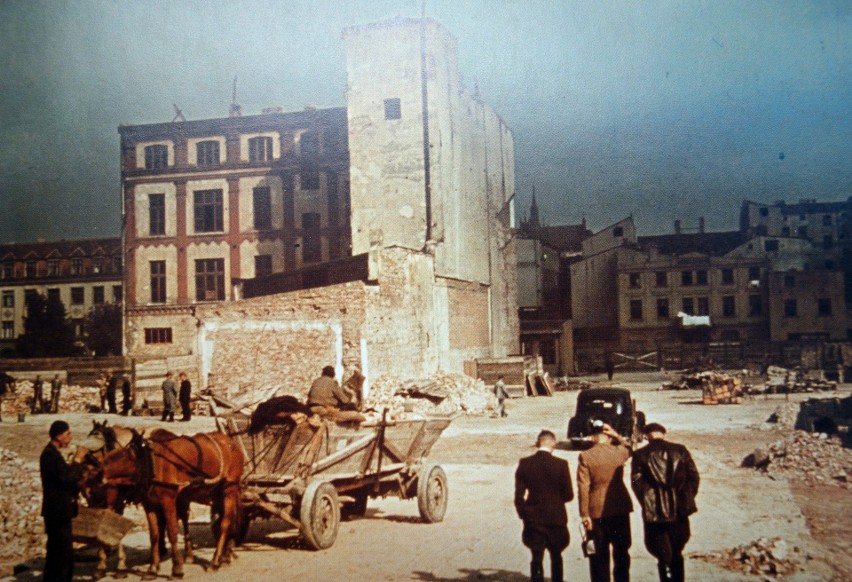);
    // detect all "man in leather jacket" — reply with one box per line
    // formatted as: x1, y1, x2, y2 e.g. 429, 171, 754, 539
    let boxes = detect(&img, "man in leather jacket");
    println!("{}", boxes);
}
631, 423, 699, 582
